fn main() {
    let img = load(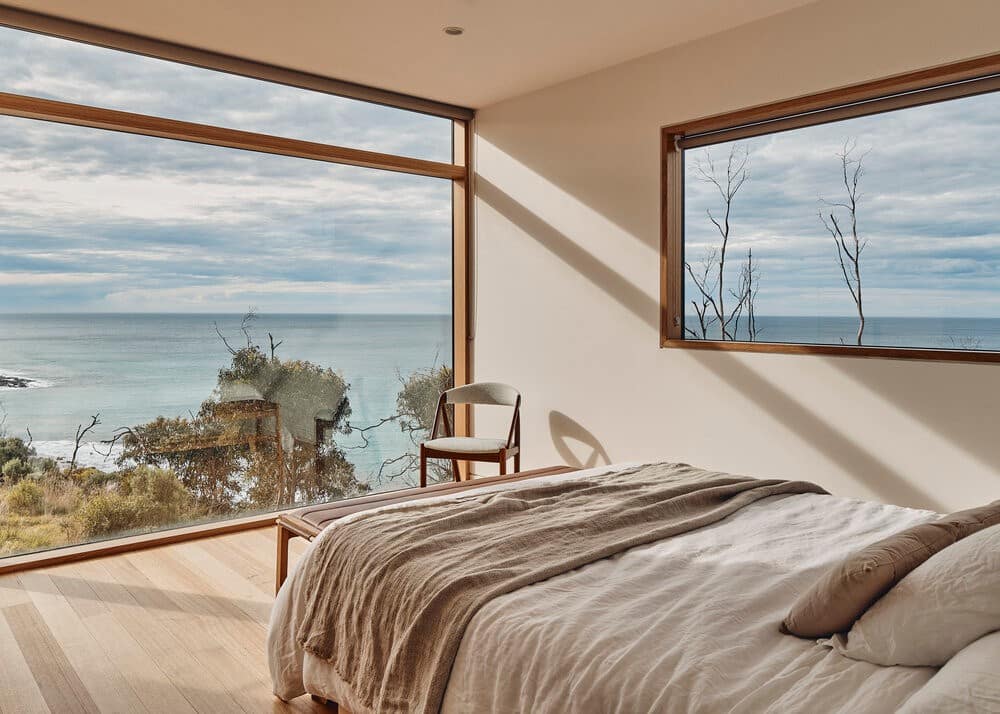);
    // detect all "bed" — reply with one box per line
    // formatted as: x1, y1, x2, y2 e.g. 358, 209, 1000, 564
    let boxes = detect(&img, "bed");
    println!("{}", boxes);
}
268, 462, 948, 713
